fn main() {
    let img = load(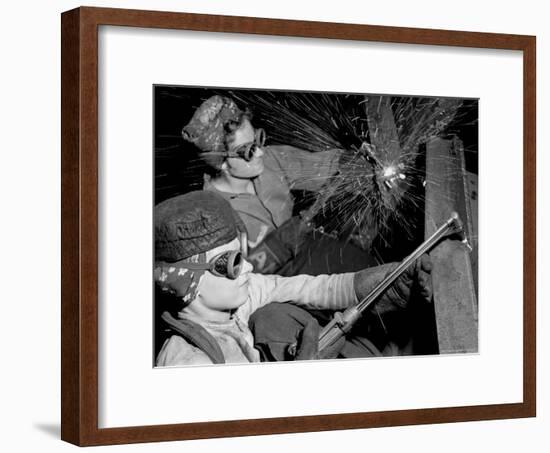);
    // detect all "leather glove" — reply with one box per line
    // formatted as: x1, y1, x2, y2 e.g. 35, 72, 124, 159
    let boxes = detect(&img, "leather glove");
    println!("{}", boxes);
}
247, 216, 312, 274
292, 315, 321, 360
353, 254, 433, 315
249, 302, 321, 361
